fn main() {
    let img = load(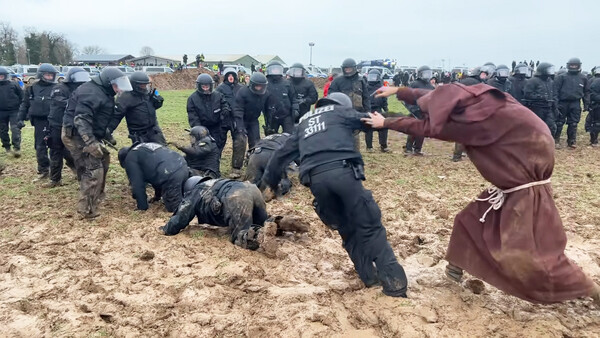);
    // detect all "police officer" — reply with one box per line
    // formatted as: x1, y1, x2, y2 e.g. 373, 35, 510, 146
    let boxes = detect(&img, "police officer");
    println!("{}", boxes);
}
364, 69, 390, 152
118, 142, 189, 212
62, 67, 132, 219
554, 57, 591, 148
158, 175, 269, 250
0, 66, 23, 158
523, 62, 557, 136
288, 63, 318, 123
112, 72, 166, 145
18, 64, 58, 181
509, 62, 529, 104
260, 93, 408, 298
170, 126, 221, 178
406, 65, 434, 156
244, 133, 293, 196
486, 64, 512, 93
230, 72, 269, 178
215, 67, 243, 167
45, 67, 90, 187
585, 67, 600, 146
187, 73, 231, 152
263, 61, 299, 134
